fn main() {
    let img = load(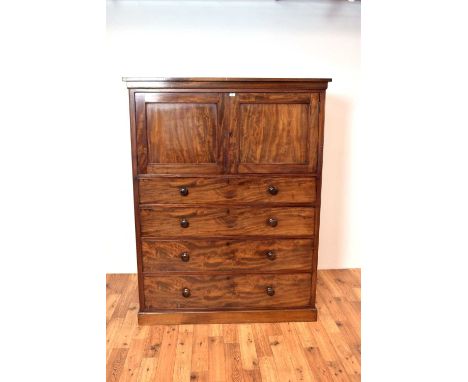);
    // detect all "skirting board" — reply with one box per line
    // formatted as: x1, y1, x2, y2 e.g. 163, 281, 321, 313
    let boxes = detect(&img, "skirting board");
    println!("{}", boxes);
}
138, 307, 317, 325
